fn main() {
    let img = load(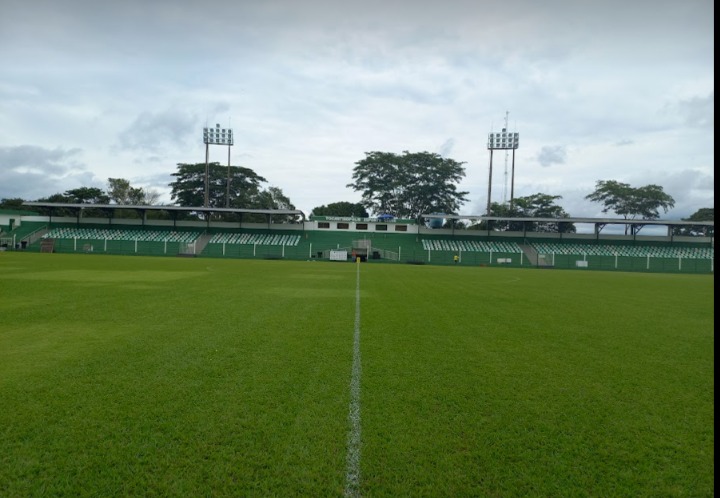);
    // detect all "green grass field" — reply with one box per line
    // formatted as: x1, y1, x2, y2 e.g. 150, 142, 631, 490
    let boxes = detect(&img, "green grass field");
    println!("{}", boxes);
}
0, 252, 714, 497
